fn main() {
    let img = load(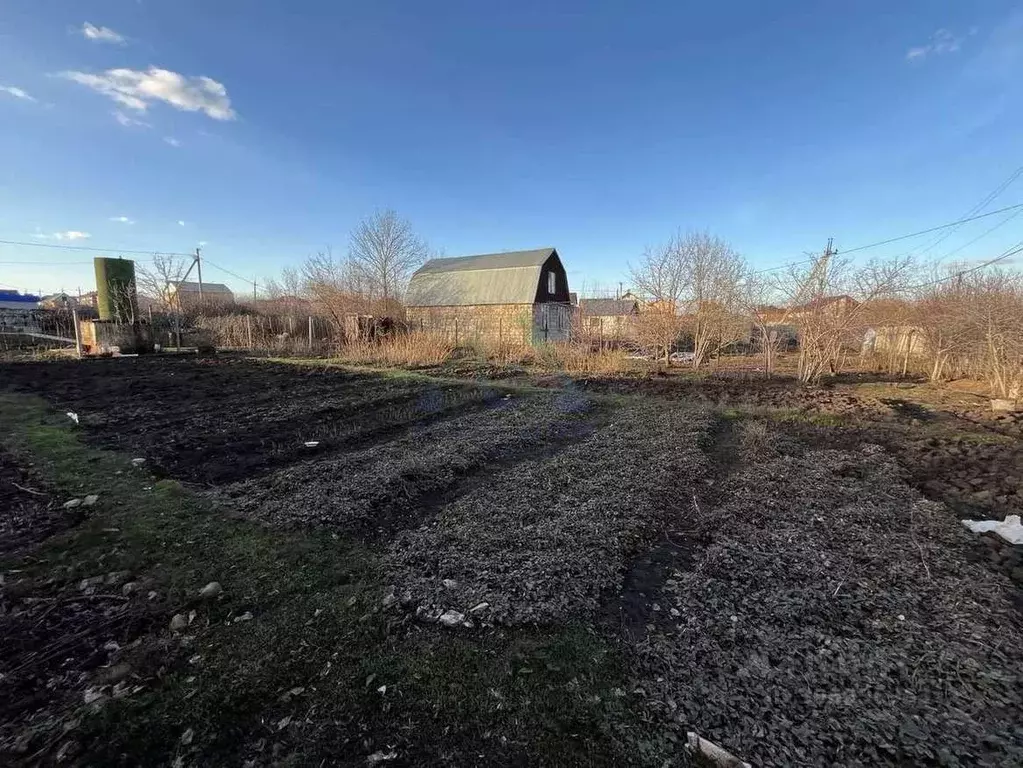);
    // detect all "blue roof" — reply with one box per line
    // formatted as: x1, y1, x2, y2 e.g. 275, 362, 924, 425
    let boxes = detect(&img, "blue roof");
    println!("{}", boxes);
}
0, 290, 41, 304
